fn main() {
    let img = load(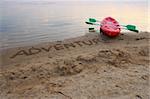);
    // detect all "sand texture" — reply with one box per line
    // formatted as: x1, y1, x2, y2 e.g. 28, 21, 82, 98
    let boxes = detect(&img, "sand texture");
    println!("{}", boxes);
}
0, 32, 149, 99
